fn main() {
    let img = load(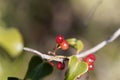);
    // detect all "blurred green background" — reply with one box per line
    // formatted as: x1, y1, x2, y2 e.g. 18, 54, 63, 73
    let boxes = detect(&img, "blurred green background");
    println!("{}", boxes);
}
0, 0, 120, 80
